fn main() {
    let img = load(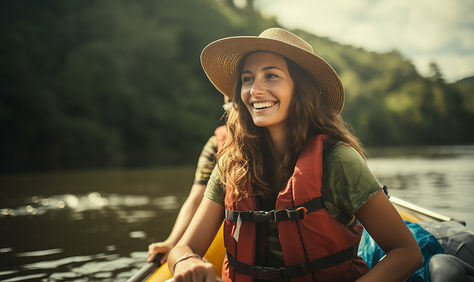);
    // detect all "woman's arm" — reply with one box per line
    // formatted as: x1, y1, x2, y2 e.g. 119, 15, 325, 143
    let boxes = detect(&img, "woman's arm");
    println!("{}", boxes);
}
168, 197, 224, 282
355, 190, 422, 282
148, 136, 218, 264
147, 183, 206, 263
